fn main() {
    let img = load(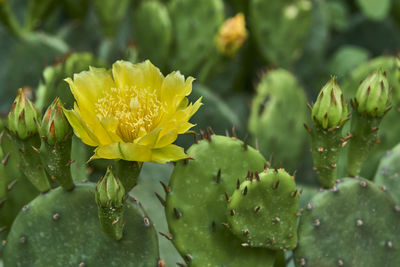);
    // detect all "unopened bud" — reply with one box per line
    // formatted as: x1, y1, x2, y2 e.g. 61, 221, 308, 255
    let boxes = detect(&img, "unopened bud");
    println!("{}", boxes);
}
7, 89, 40, 139
216, 13, 247, 57
95, 166, 125, 208
312, 77, 348, 129
355, 69, 391, 117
